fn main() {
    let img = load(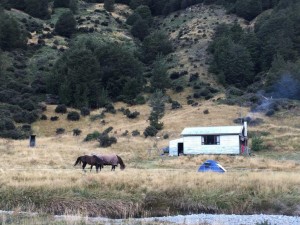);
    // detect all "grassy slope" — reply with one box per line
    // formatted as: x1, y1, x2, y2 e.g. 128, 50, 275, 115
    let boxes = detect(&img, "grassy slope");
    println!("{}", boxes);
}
1, 2, 300, 219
